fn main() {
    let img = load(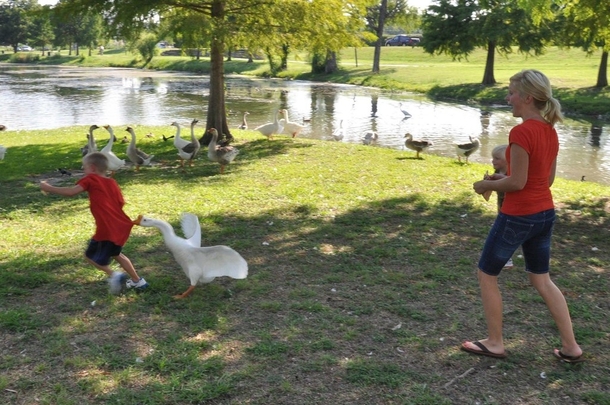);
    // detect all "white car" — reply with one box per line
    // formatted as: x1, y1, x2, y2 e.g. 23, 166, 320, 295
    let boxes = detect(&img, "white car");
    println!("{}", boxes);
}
17, 45, 32, 51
